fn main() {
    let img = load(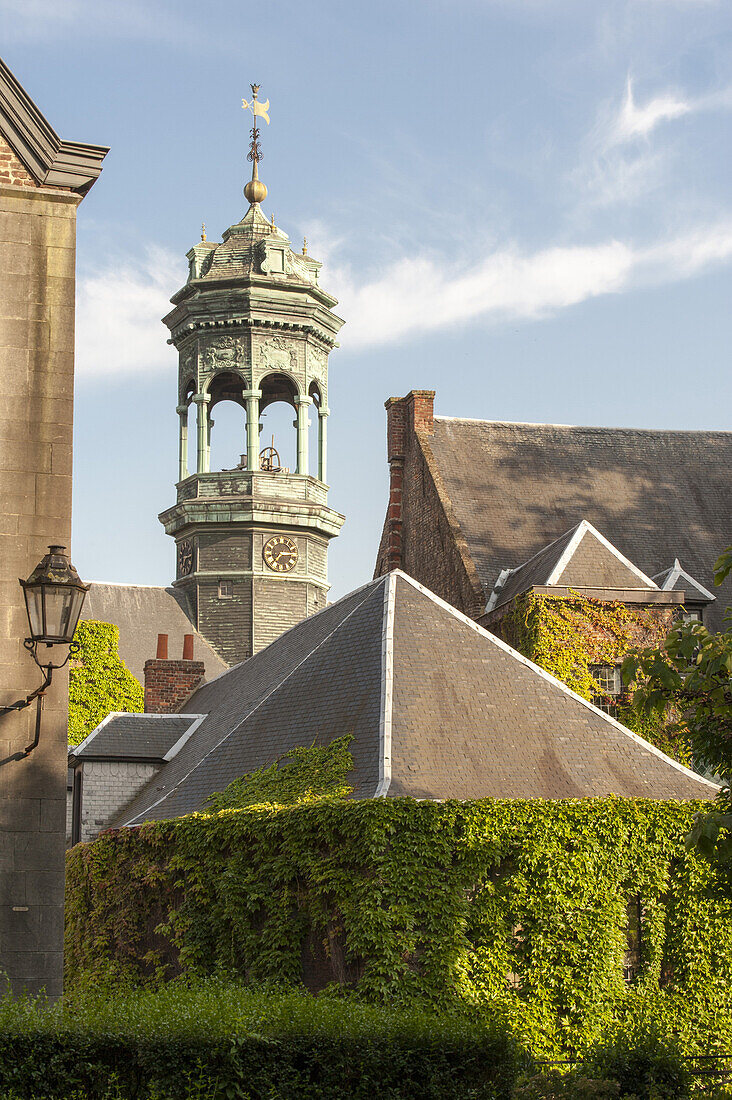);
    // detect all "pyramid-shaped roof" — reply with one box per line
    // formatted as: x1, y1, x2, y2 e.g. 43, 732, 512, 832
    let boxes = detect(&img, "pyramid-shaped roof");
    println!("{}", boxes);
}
486, 520, 657, 611
117, 571, 716, 826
